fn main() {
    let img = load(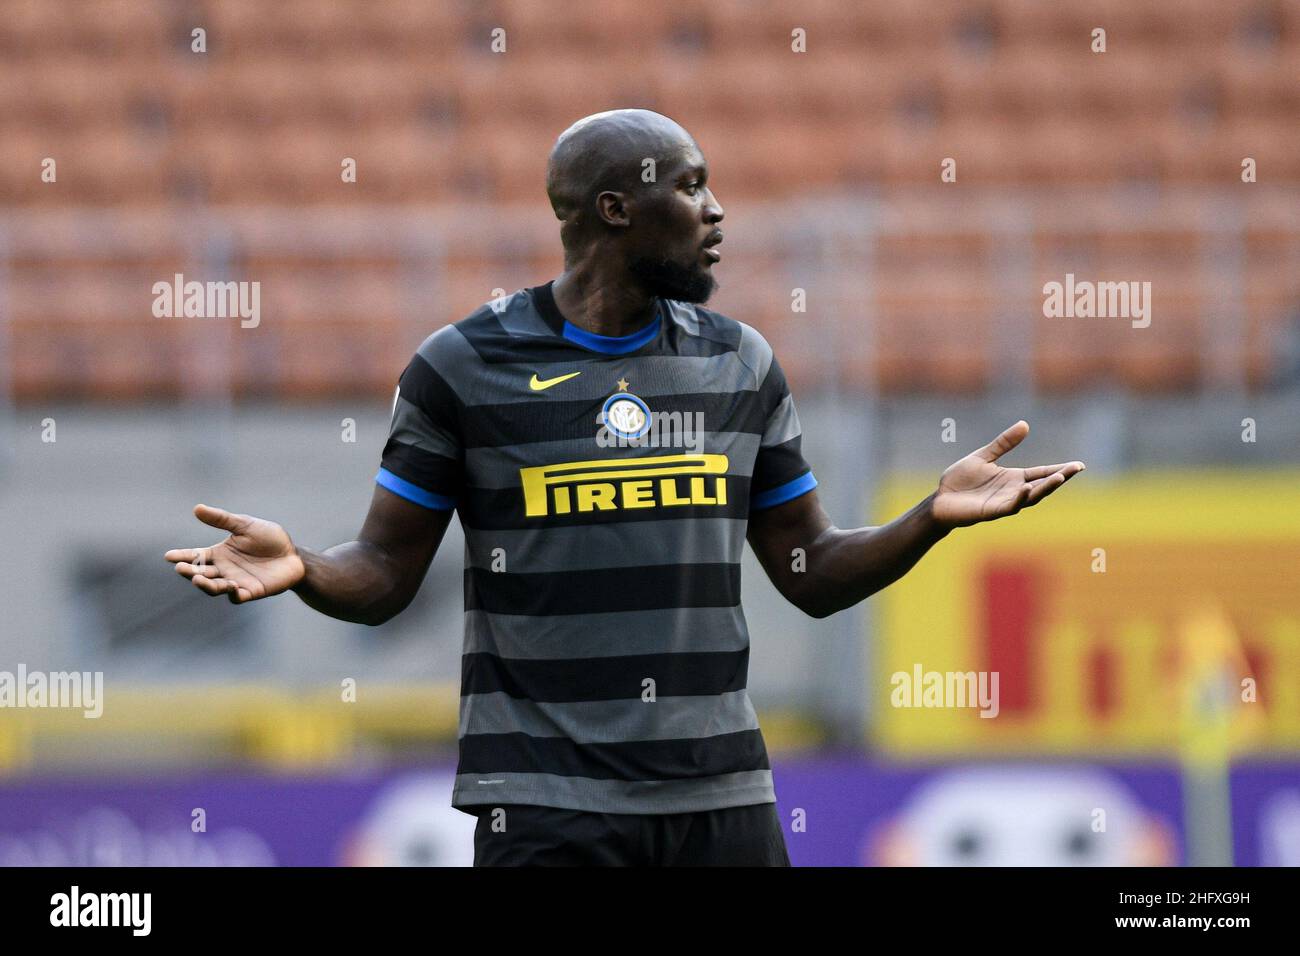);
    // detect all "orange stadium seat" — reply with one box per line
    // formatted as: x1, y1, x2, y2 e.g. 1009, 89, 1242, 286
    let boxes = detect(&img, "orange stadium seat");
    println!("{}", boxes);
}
0, 0, 167, 57
335, 125, 459, 202
180, 124, 354, 203
174, 60, 324, 126
363, 0, 461, 48
31, 129, 173, 203
502, 0, 680, 51
1209, 118, 1300, 180
989, 0, 1216, 45
0, 129, 56, 206
0, 57, 170, 130
205, 0, 363, 57
260, 317, 403, 397
254, 269, 403, 324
